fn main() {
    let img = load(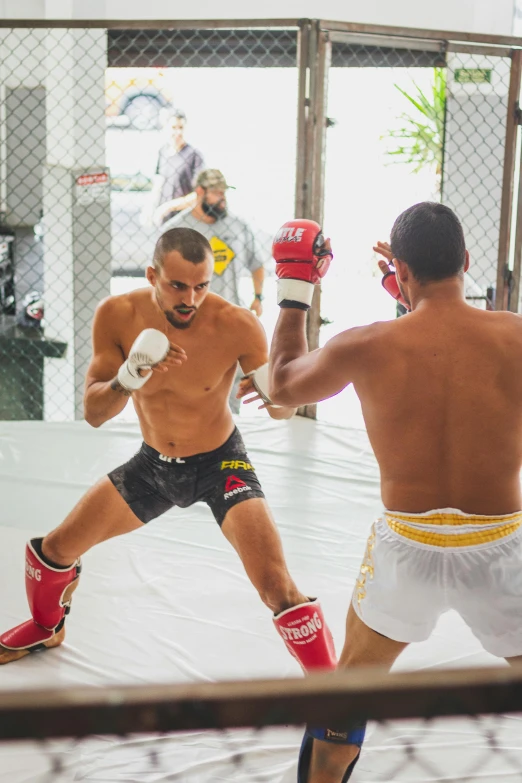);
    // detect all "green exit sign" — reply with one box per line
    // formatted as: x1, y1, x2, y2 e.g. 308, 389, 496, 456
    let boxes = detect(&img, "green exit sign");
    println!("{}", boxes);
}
454, 68, 492, 84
